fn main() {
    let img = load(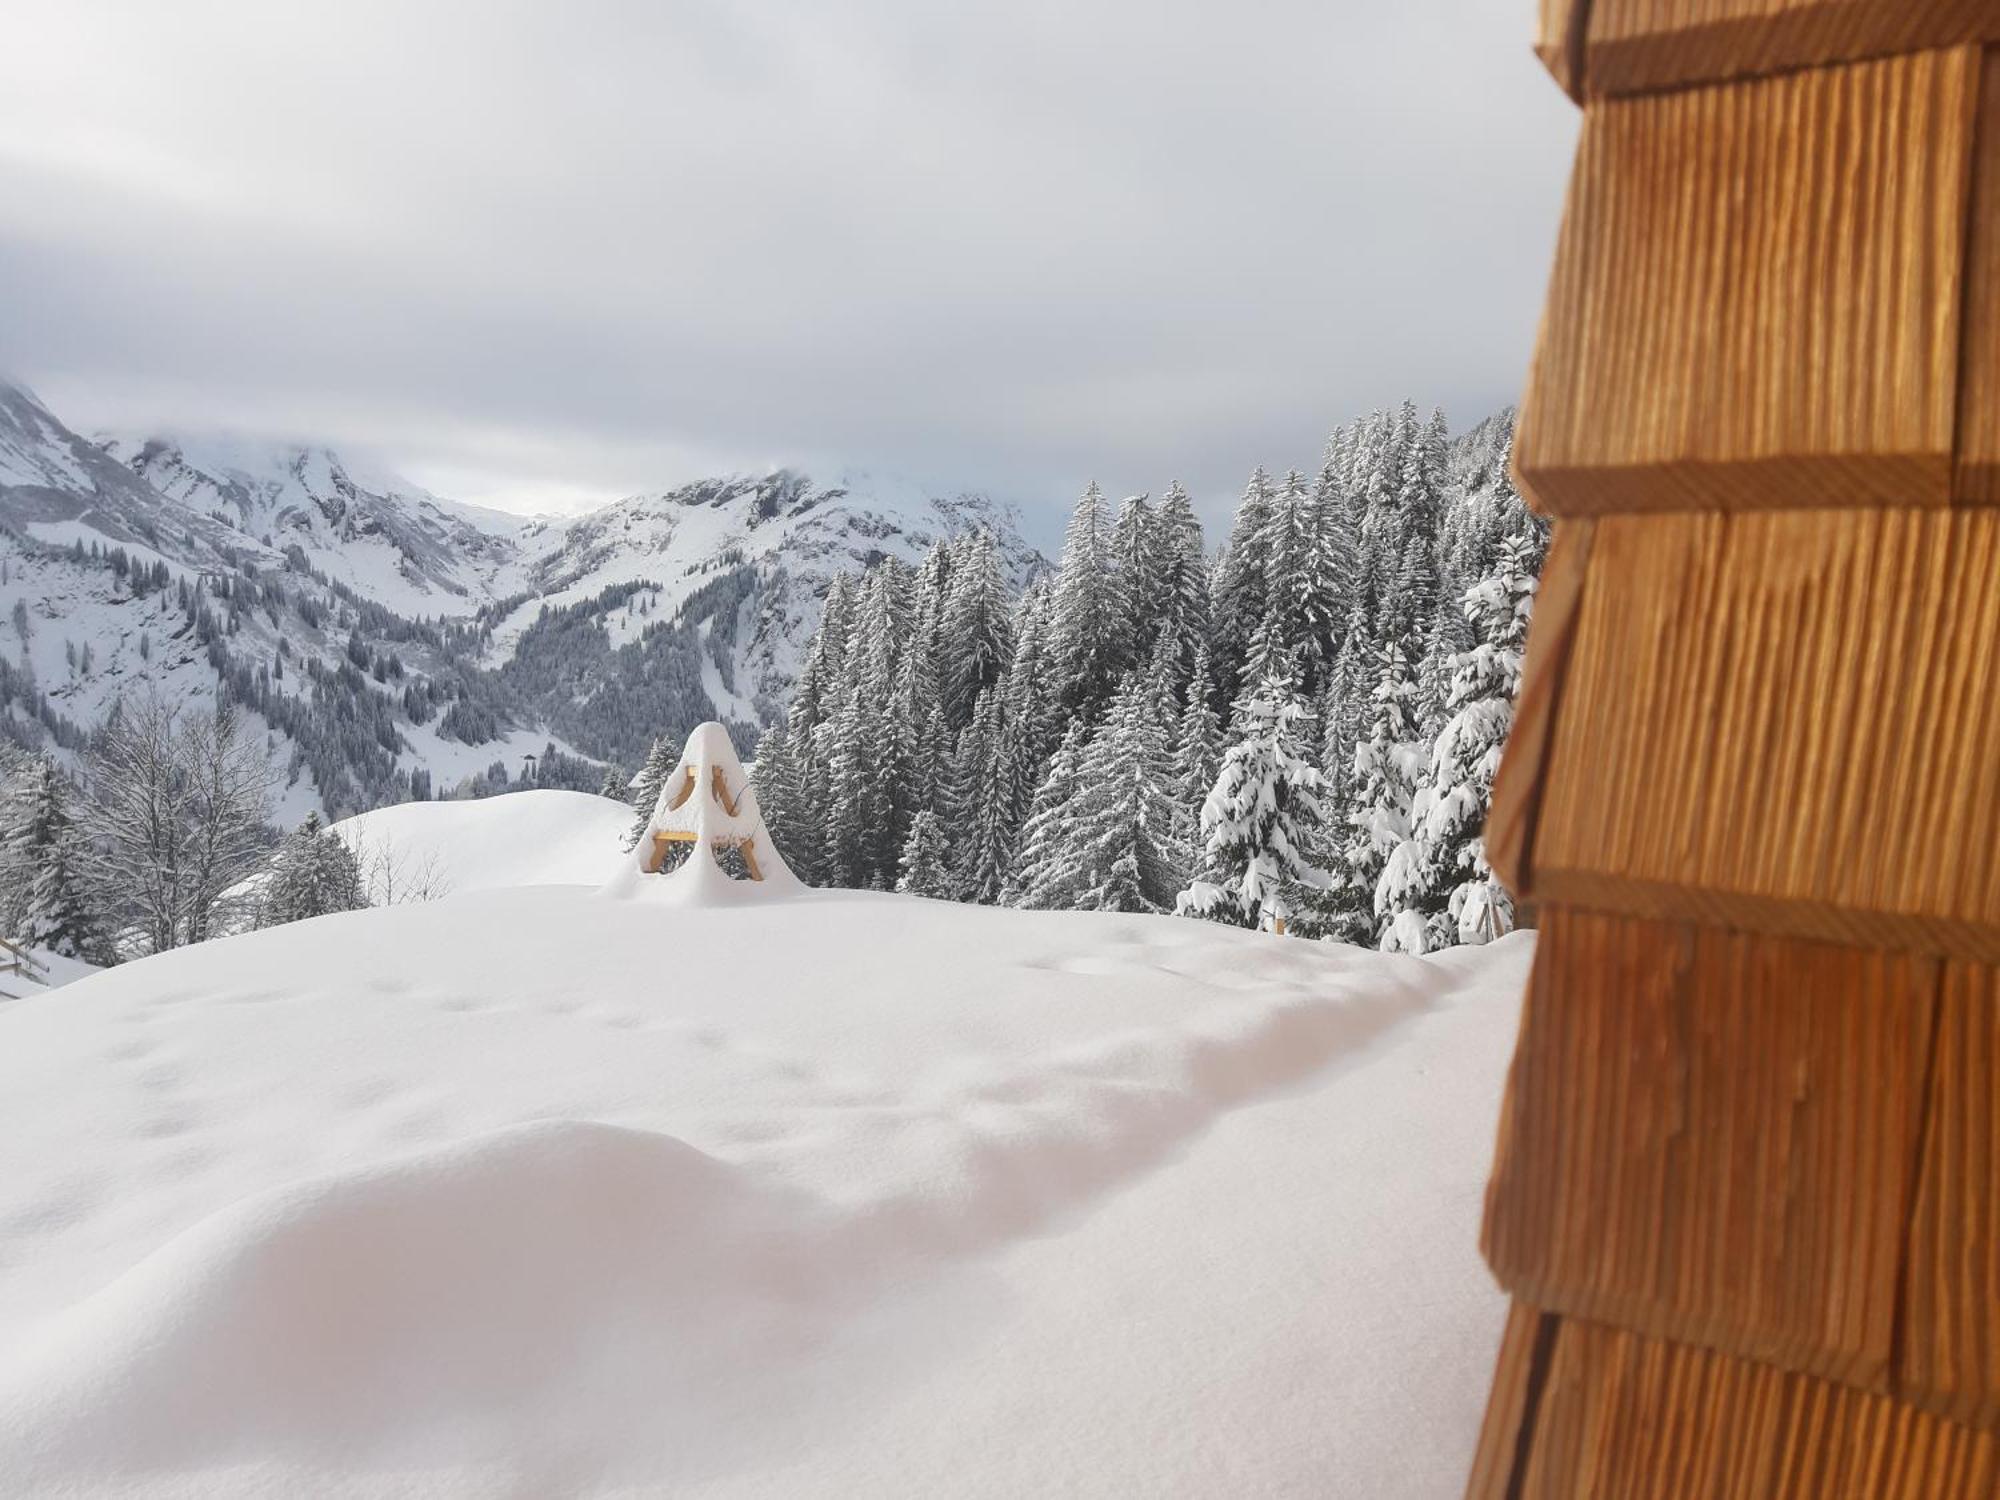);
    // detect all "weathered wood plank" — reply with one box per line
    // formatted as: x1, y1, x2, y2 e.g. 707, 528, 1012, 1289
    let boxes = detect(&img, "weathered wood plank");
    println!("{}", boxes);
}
1957, 49, 2000, 504
1536, 0, 1592, 99
1585, 0, 2000, 96
1483, 519, 1593, 901
1463, 1302, 1553, 1500
1484, 907, 1937, 1388
1515, 50, 1978, 517
1901, 961, 2000, 1428
1518, 1320, 2000, 1497
1532, 509, 2000, 958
